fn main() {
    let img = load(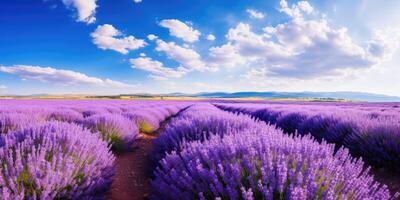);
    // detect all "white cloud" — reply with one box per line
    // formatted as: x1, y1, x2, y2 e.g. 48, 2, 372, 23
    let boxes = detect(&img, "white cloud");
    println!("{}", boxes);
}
279, 0, 313, 19
147, 34, 158, 41
0, 85, 6, 91
246, 9, 266, 19
62, 0, 97, 24
155, 39, 215, 71
132, 38, 217, 79
206, 34, 216, 41
130, 57, 187, 79
91, 24, 147, 54
133, 0, 142, 3
207, 43, 247, 68
367, 28, 400, 61
159, 19, 201, 43
205, 0, 397, 79
149, 75, 168, 81
139, 53, 146, 57
0, 65, 136, 88
241, 67, 291, 88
